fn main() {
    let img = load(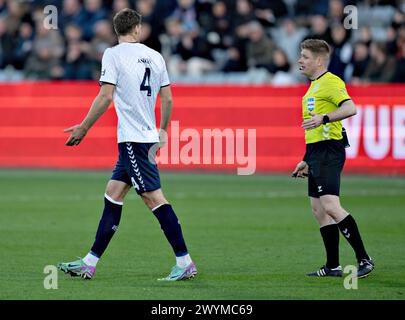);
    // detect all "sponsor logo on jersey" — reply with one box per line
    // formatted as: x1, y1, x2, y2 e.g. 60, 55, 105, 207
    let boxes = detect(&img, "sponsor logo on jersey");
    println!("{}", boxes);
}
138, 58, 152, 64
